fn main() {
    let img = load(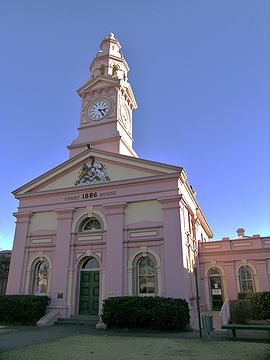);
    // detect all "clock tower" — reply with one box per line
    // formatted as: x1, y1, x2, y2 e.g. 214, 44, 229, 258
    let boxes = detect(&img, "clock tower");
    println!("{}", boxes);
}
68, 33, 138, 158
